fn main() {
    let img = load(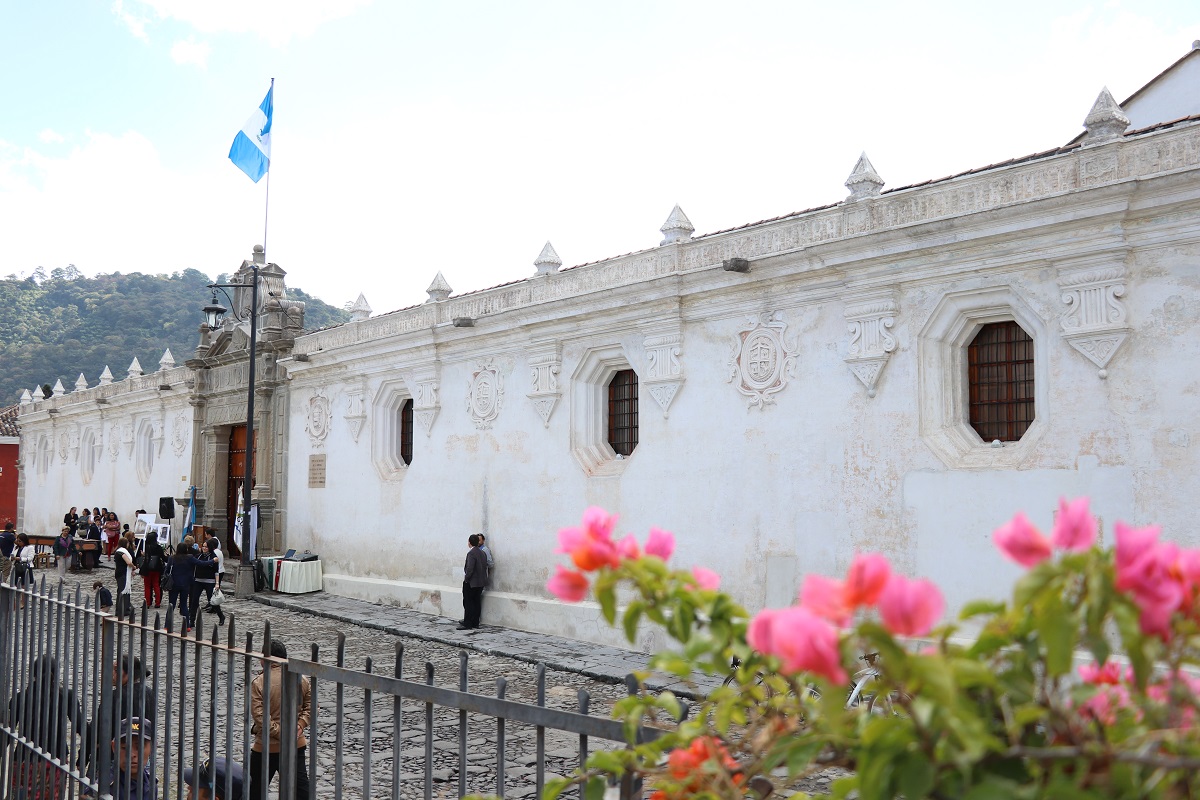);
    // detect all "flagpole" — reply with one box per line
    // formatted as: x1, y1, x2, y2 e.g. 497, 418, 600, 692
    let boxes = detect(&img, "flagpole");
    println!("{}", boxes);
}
262, 77, 274, 258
